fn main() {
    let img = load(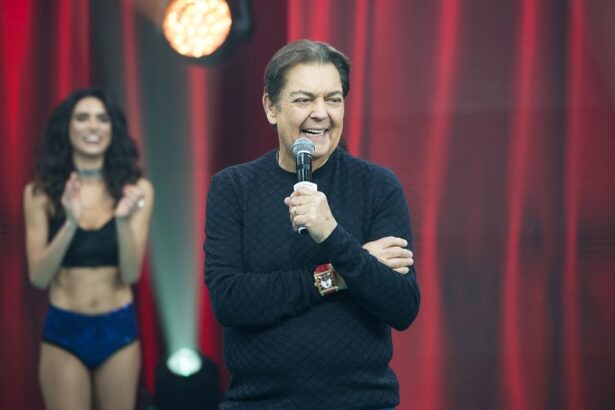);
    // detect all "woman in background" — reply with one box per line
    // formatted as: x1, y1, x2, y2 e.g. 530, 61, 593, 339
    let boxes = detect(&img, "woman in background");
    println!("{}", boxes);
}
23, 88, 154, 410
